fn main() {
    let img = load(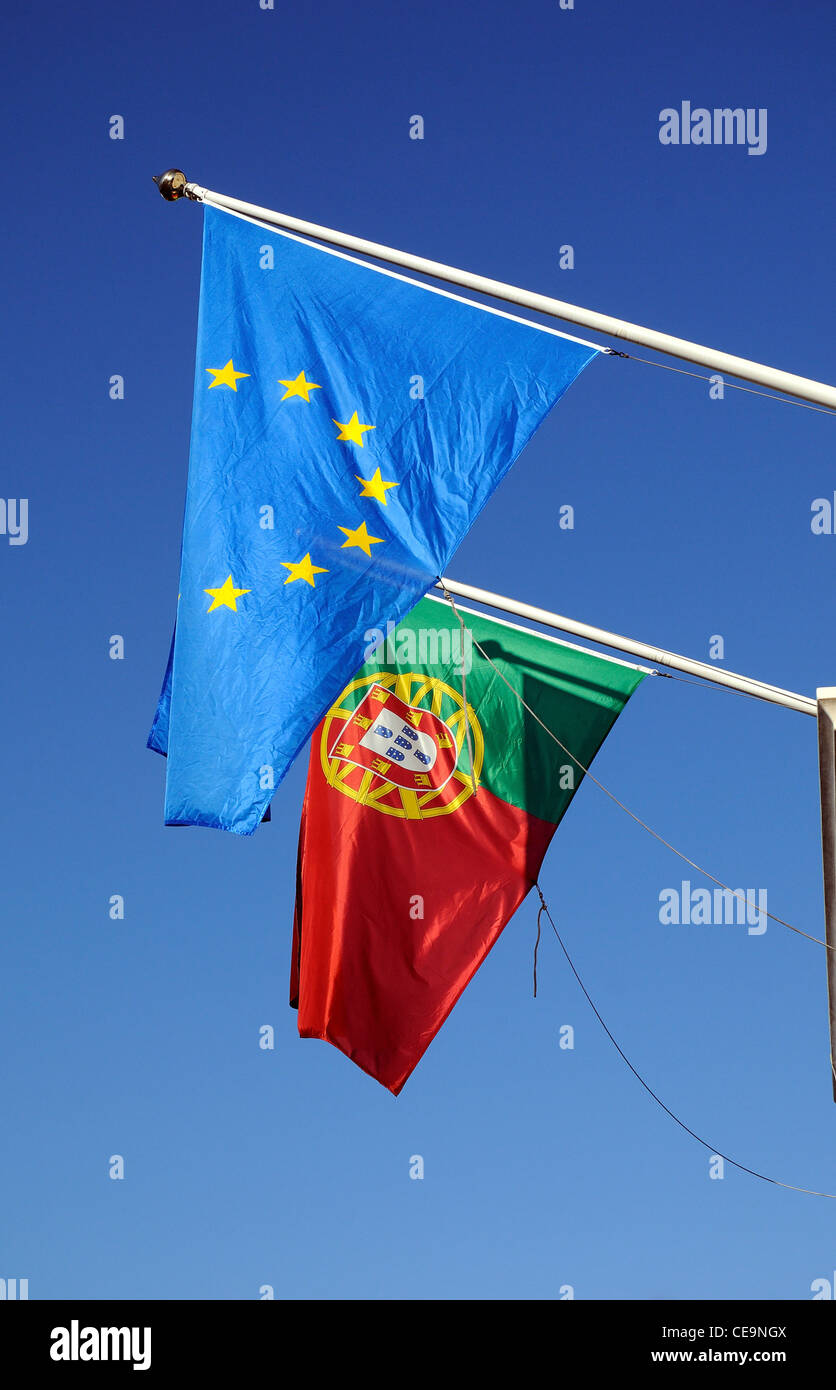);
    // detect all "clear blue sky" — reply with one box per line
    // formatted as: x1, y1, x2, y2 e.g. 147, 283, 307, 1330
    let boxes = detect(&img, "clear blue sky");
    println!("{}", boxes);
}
2, 0, 836, 1300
